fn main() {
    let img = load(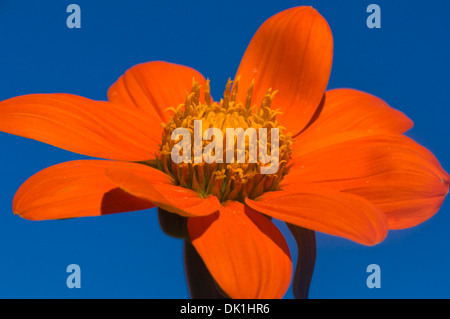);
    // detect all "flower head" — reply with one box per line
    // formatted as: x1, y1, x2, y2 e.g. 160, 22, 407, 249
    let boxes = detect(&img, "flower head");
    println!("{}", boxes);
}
0, 6, 448, 299
157, 78, 294, 202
